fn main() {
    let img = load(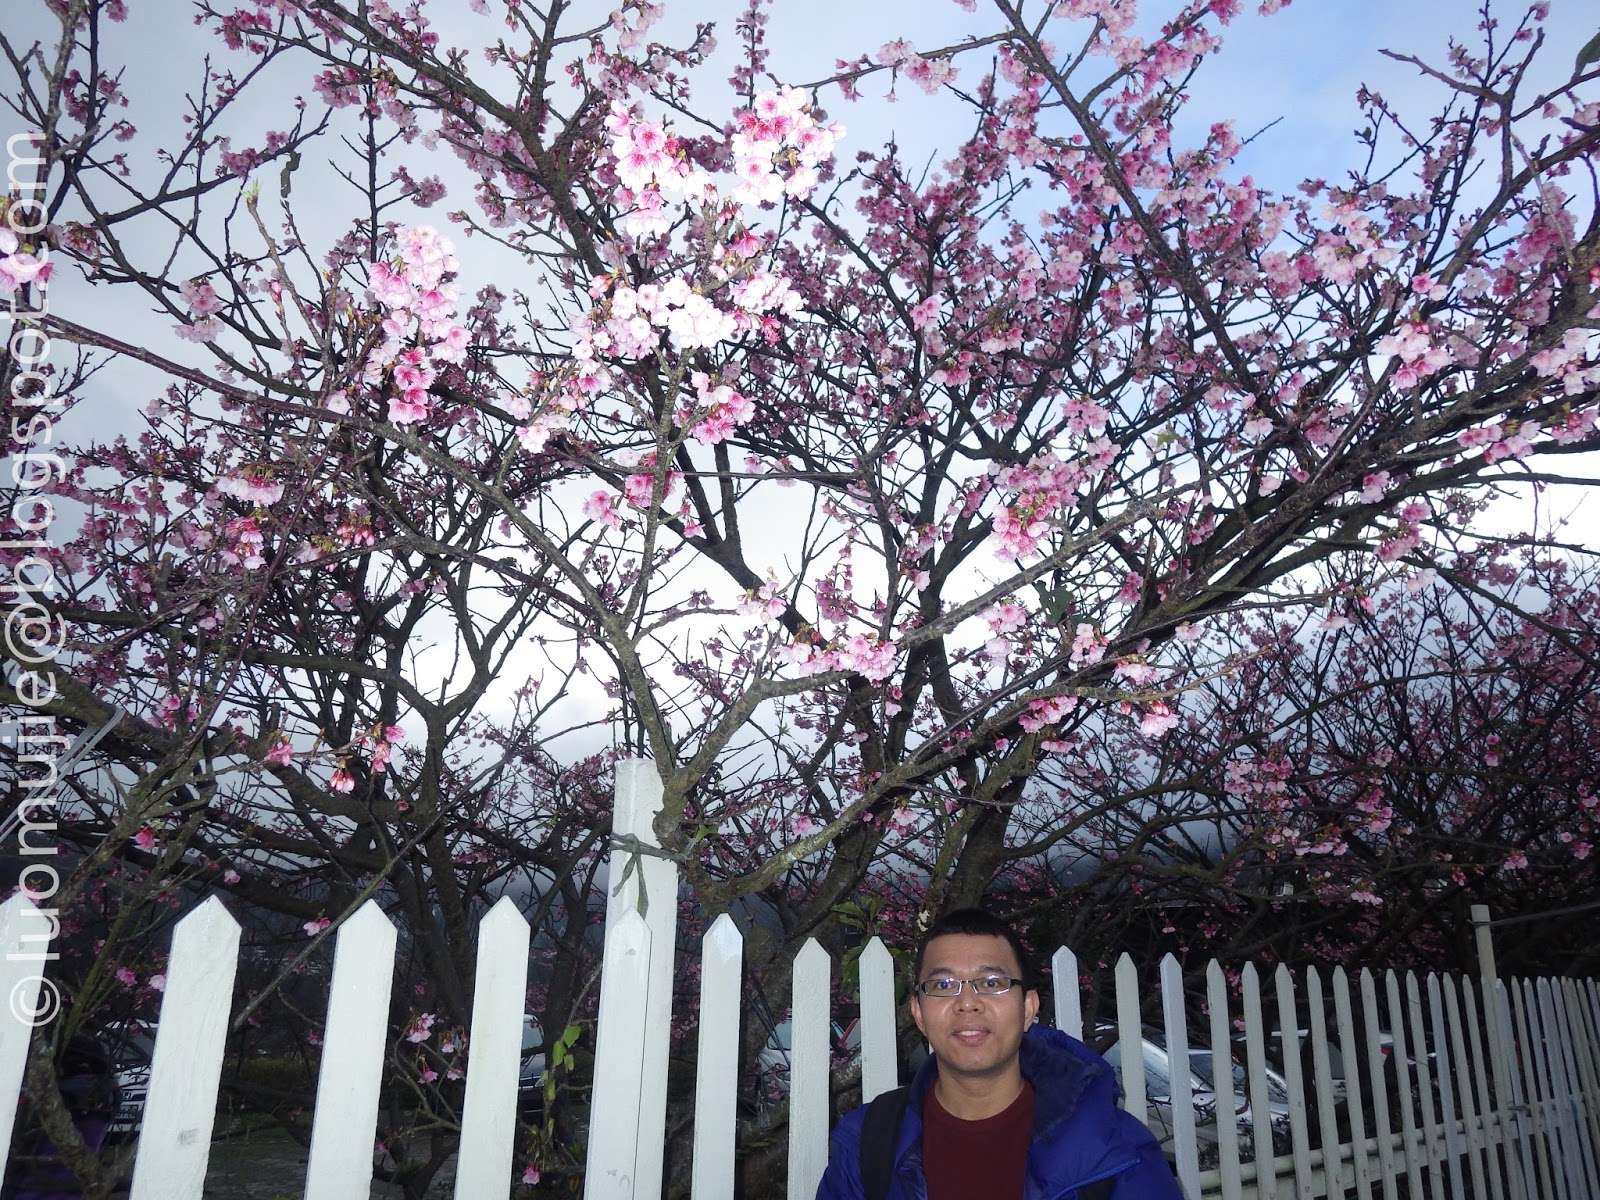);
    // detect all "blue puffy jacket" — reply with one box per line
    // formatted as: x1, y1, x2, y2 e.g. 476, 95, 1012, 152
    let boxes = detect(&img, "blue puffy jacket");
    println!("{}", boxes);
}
815, 1025, 1183, 1200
